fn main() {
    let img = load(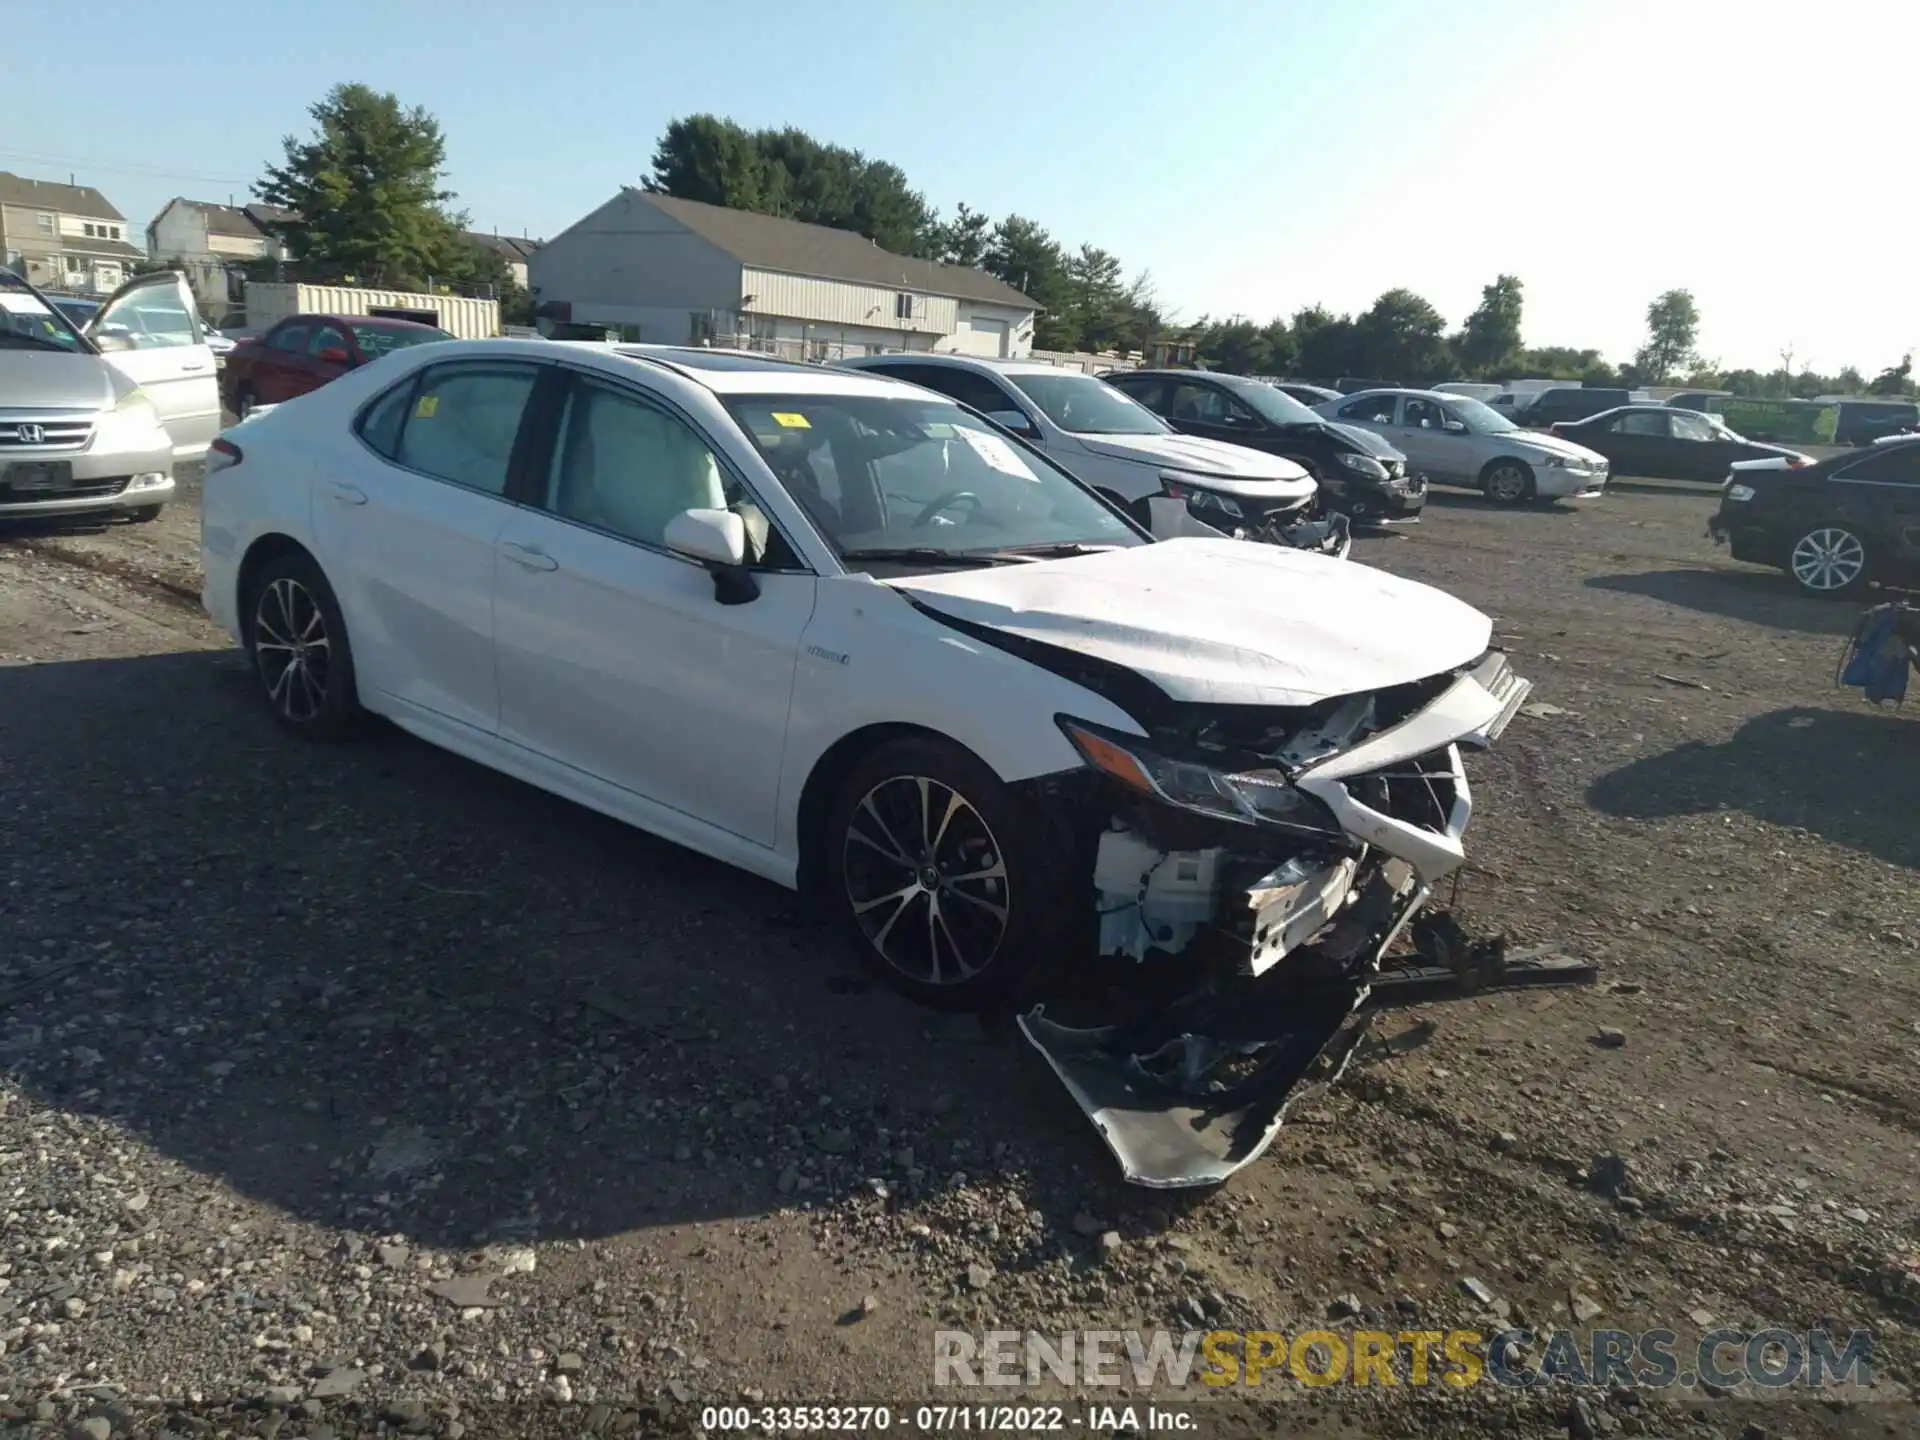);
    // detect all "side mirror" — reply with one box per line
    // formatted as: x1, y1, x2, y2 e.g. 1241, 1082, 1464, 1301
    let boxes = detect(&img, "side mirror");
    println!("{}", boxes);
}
664, 508, 758, 605
318, 346, 351, 365
986, 409, 1038, 438
1443, 421, 1468, 434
